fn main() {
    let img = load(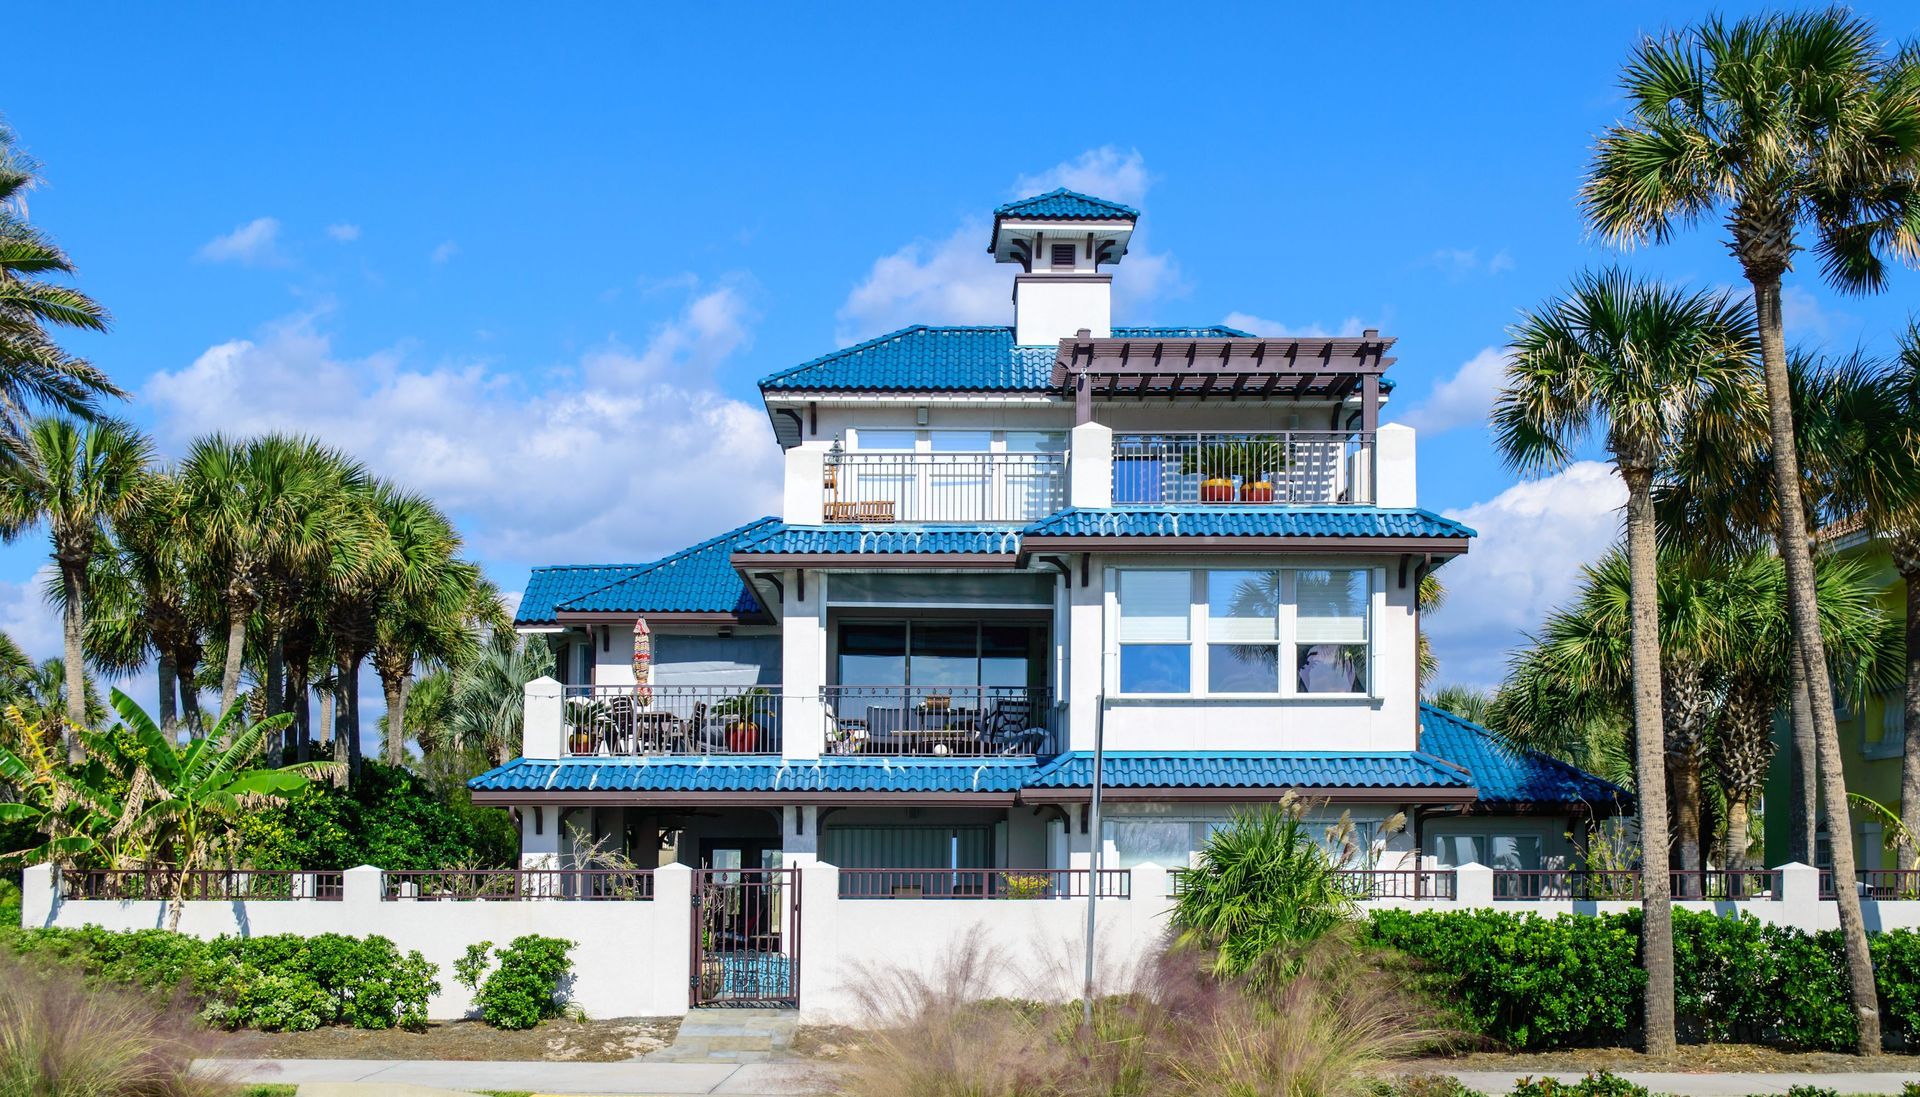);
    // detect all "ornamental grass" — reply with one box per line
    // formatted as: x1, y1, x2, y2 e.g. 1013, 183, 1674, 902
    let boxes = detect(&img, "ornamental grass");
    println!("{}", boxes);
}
0, 949, 226, 1097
